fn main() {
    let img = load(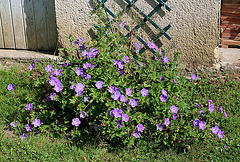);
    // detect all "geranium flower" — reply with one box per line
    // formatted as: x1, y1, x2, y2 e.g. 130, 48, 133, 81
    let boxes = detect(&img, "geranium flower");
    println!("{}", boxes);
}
133, 130, 141, 138
7, 84, 14, 91
26, 124, 32, 132
32, 119, 41, 127
122, 114, 129, 122
137, 124, 144, 132
25, 103, 33, 110
164, 118, 170, 127
156, 123, 164, 131
141, 88, 149, 97
72, 118, 81, 127
95, 81, 104, 89
170, 105, 178, 114
20, 133, 27, 141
